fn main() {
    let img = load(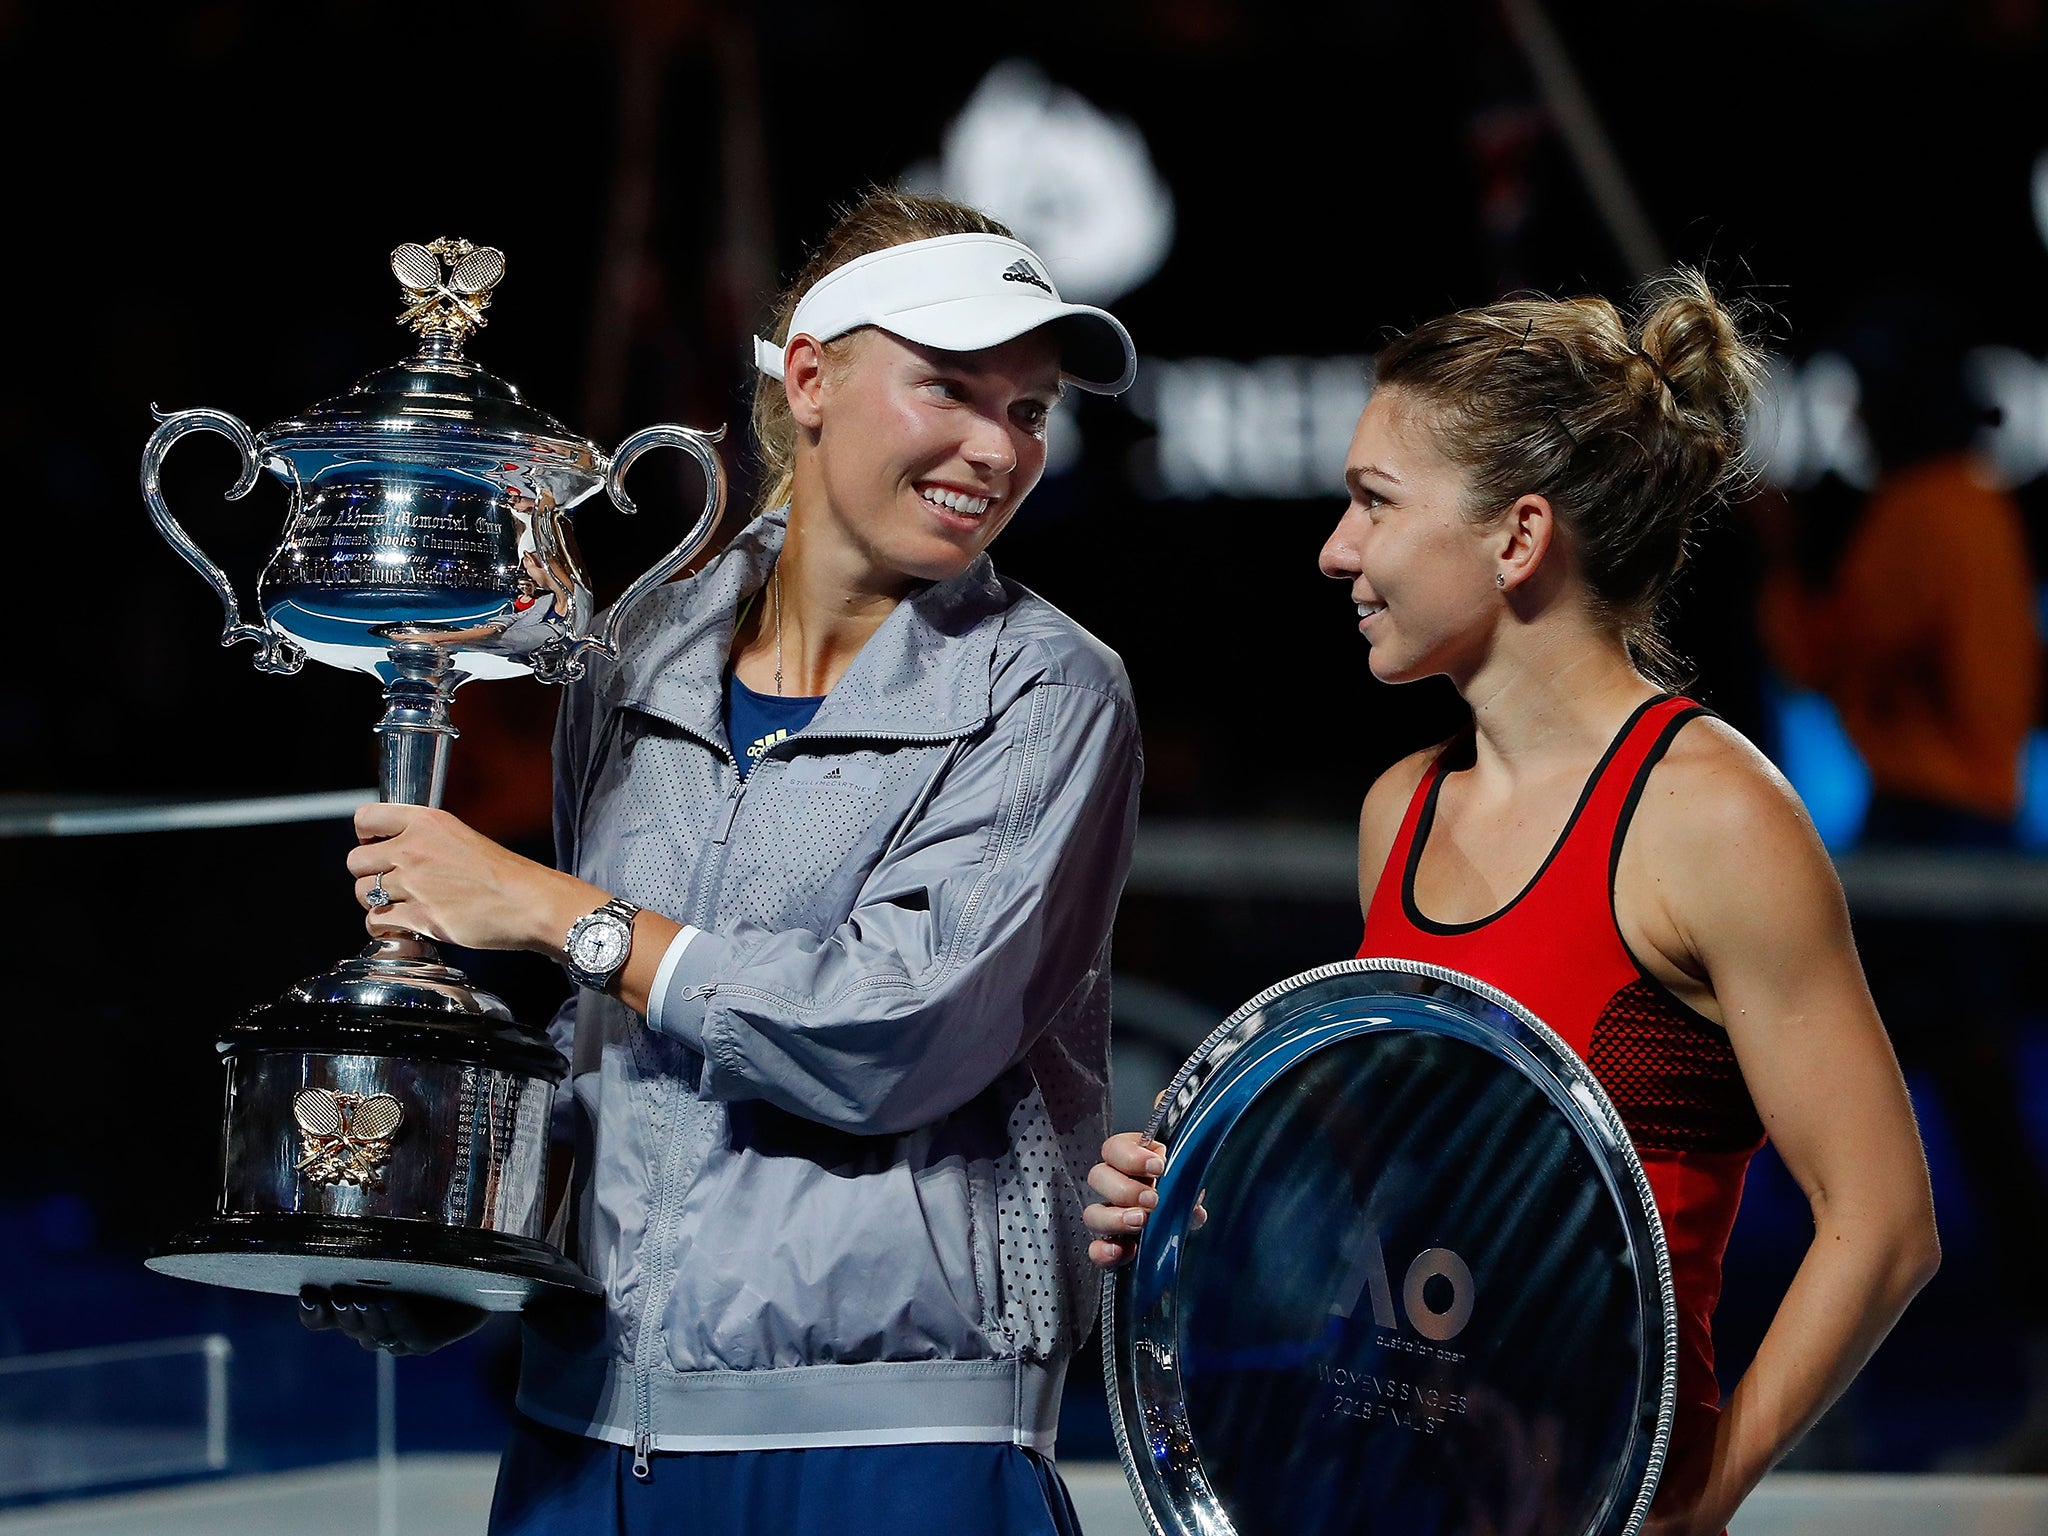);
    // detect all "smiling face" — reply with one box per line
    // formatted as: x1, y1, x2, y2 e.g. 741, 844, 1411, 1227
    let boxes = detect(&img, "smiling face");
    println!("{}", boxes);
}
793, 326, 1064, 588
1317, 388, 1507, 685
